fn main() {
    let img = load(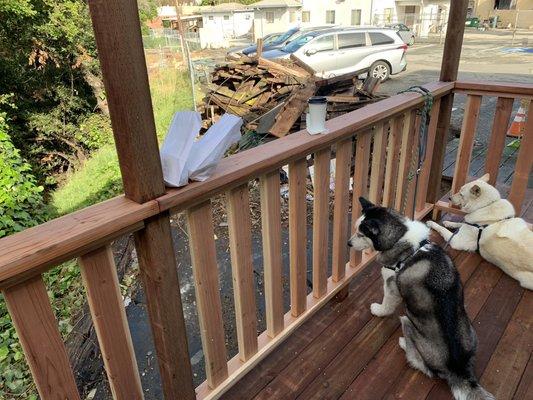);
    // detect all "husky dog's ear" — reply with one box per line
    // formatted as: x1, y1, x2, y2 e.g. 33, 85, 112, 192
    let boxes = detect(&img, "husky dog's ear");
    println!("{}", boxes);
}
470, 184, 481, 197
479, 173, 490, 182
359, 197, 374, 211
